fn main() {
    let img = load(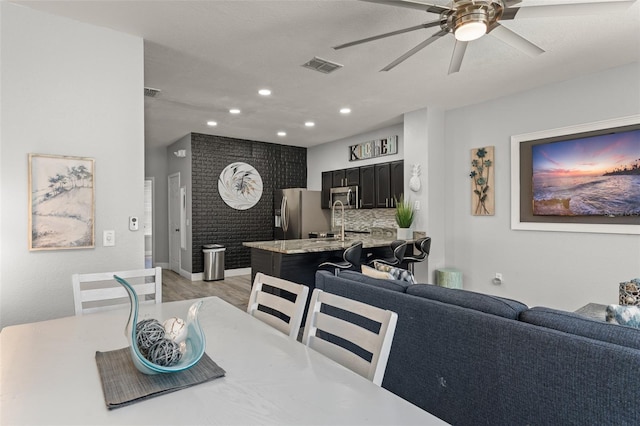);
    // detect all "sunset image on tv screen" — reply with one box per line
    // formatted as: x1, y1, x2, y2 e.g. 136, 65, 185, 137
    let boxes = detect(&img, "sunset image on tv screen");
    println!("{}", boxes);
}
532, 129, 640, 216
